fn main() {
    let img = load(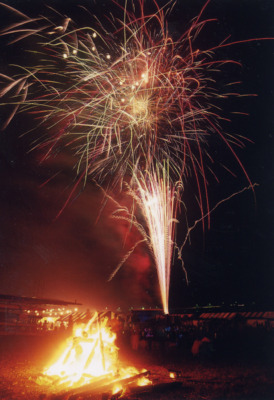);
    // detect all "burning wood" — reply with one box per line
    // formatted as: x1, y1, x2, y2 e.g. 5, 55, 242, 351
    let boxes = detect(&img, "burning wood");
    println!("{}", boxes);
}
70, 371, 150, 399
37, 312, 151, 398
49, 371, 150, 400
